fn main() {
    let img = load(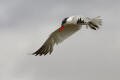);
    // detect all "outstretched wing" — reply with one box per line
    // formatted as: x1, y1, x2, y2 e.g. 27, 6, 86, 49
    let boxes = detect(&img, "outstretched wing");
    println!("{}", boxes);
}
32, 24, 81, 56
